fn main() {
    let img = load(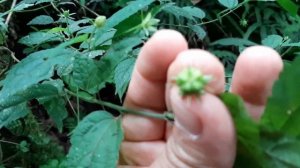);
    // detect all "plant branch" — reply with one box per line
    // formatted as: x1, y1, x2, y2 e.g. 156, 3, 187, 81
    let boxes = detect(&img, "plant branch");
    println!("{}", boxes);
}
5, 0, 17, 25
65, 89, 175, 122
